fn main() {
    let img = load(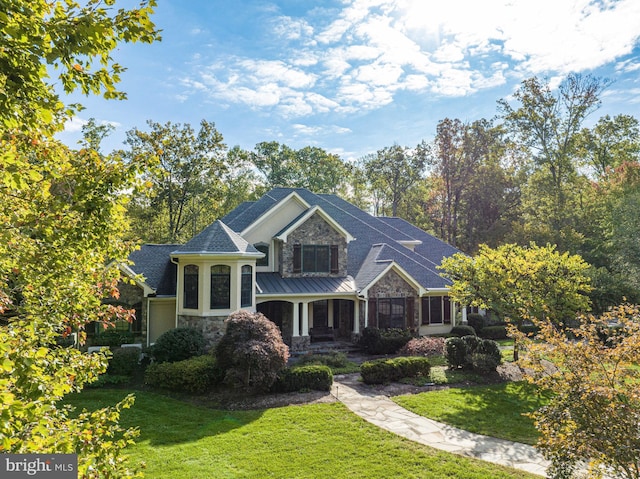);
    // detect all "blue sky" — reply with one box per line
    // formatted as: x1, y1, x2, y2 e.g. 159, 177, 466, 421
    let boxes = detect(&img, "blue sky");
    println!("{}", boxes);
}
59, 0, 640, 161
